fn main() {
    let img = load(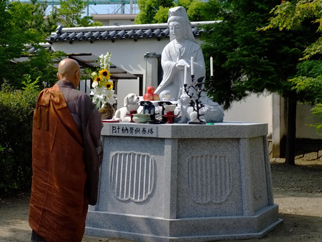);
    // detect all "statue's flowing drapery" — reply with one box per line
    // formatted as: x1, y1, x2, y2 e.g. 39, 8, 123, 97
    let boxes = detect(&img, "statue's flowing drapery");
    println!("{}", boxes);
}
155, 39, 205, 100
